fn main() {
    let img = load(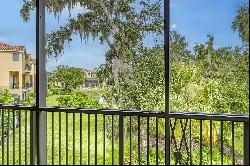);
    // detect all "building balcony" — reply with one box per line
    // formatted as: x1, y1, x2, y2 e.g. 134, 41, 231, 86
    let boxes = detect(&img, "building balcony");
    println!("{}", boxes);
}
24, 64, 32, 73
9, 83, 19, 89
22, 82, 32, 90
